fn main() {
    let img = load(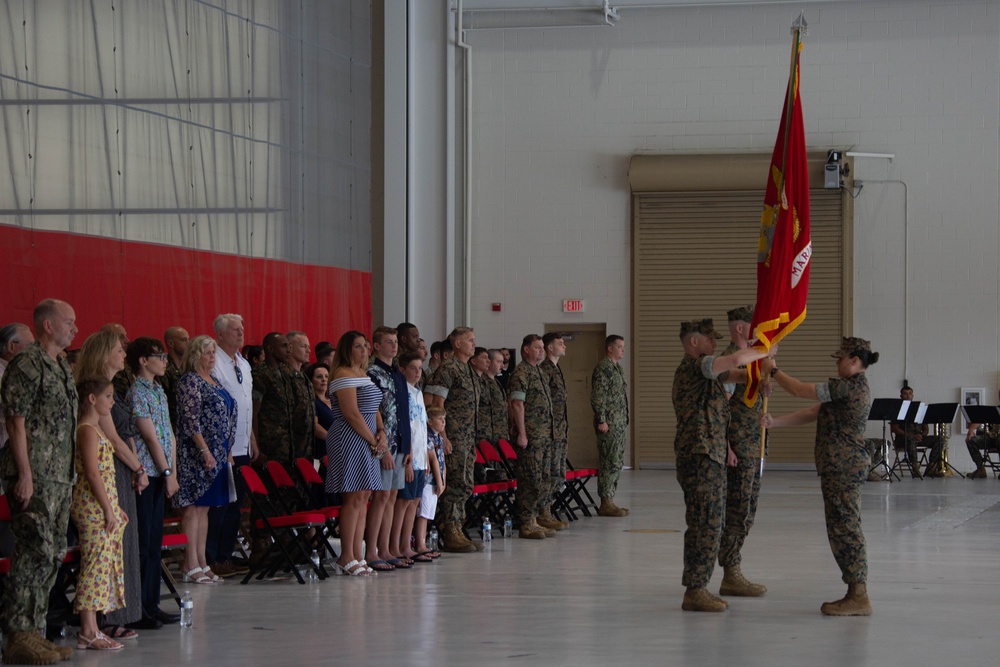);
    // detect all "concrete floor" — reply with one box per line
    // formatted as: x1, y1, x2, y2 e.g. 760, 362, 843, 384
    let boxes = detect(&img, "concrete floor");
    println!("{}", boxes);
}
60, 470, 1000, 666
